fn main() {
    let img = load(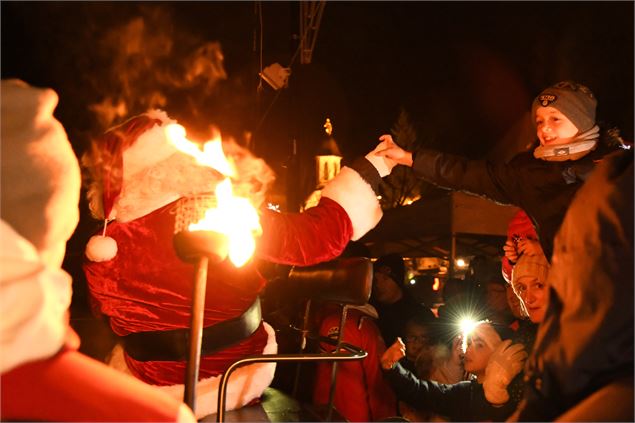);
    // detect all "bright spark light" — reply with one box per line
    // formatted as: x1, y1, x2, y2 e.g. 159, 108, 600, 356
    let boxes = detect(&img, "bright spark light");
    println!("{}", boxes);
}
459, 317, 478, 353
